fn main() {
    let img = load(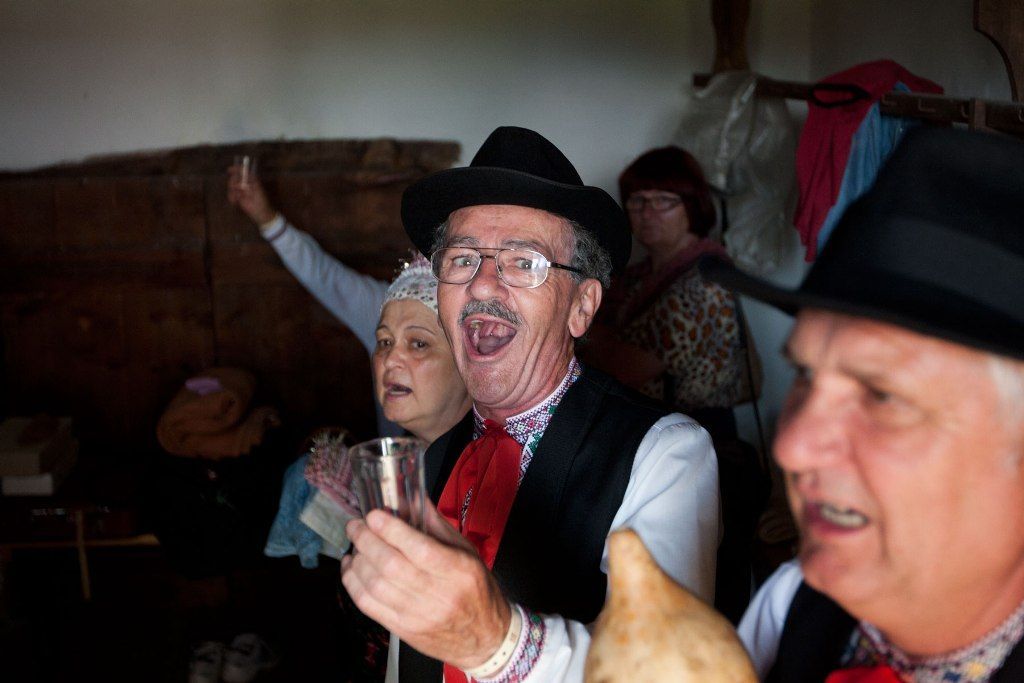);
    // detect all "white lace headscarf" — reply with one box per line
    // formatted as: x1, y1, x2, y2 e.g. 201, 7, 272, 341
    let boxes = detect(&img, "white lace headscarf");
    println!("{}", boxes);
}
381, 252, 437, 314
